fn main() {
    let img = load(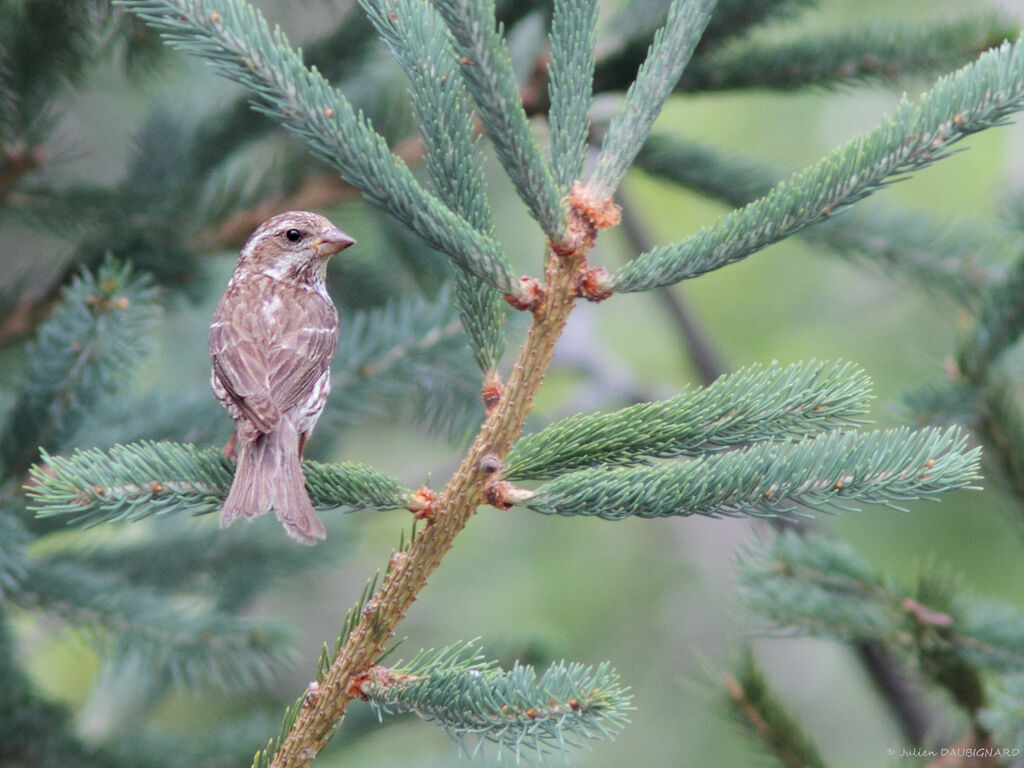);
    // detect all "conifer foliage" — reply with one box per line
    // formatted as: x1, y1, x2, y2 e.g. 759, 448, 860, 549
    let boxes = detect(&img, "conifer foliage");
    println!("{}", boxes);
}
2, 0, 1024, 765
